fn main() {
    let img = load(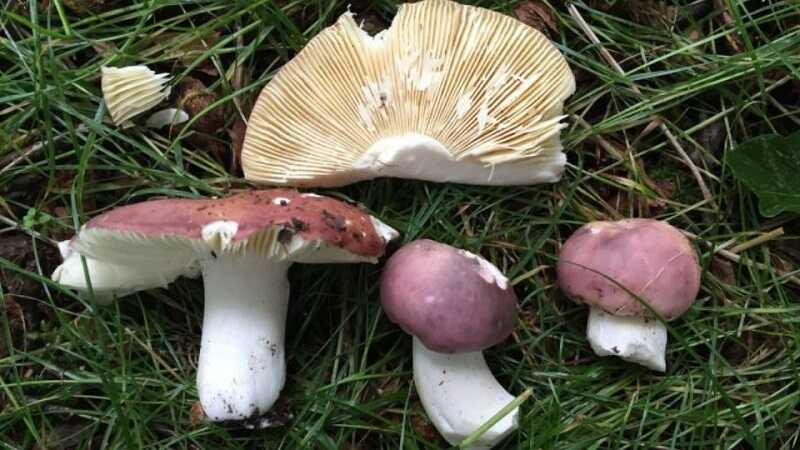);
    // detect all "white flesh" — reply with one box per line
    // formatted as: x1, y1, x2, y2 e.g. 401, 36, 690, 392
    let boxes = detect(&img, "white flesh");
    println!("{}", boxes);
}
51, 250, 191, 304
196, 254, 291, 424
352, 134, 565, 185
145, 108, 189, 128
586, 306, 667, 372
413, 337, 518, 449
